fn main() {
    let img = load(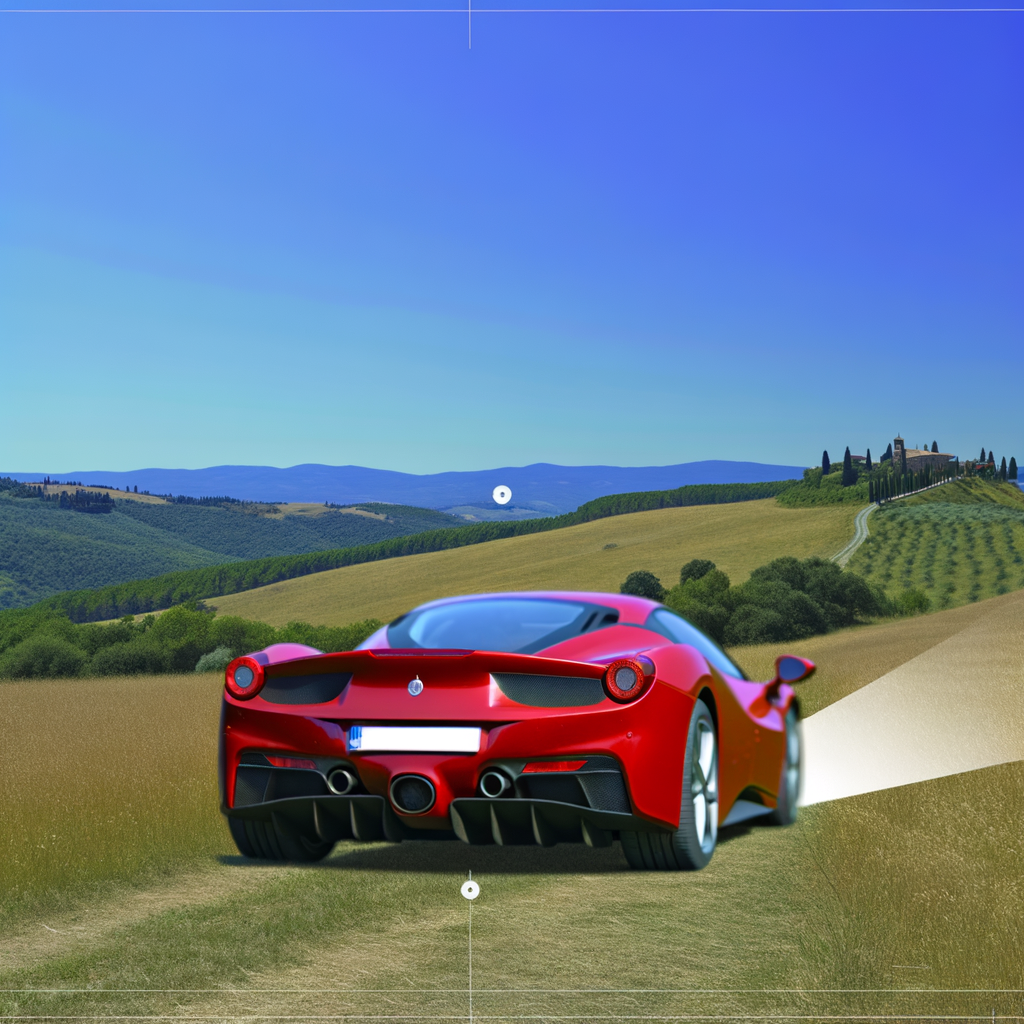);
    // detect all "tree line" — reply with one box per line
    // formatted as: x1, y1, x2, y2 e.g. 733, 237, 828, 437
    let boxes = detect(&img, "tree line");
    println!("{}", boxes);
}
0, 603, 382, 680
620, 555, 926, 647
1, 478, 116, 514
